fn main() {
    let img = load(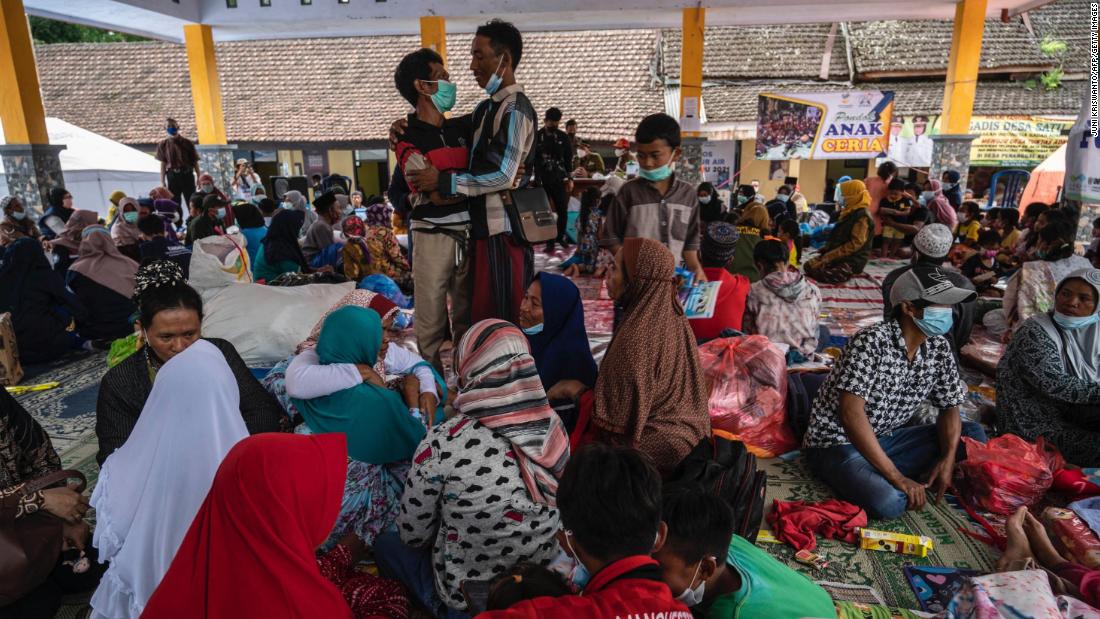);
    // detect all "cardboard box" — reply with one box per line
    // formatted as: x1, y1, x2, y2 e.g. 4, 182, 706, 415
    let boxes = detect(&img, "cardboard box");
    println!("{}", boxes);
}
858, 528, 934, 557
